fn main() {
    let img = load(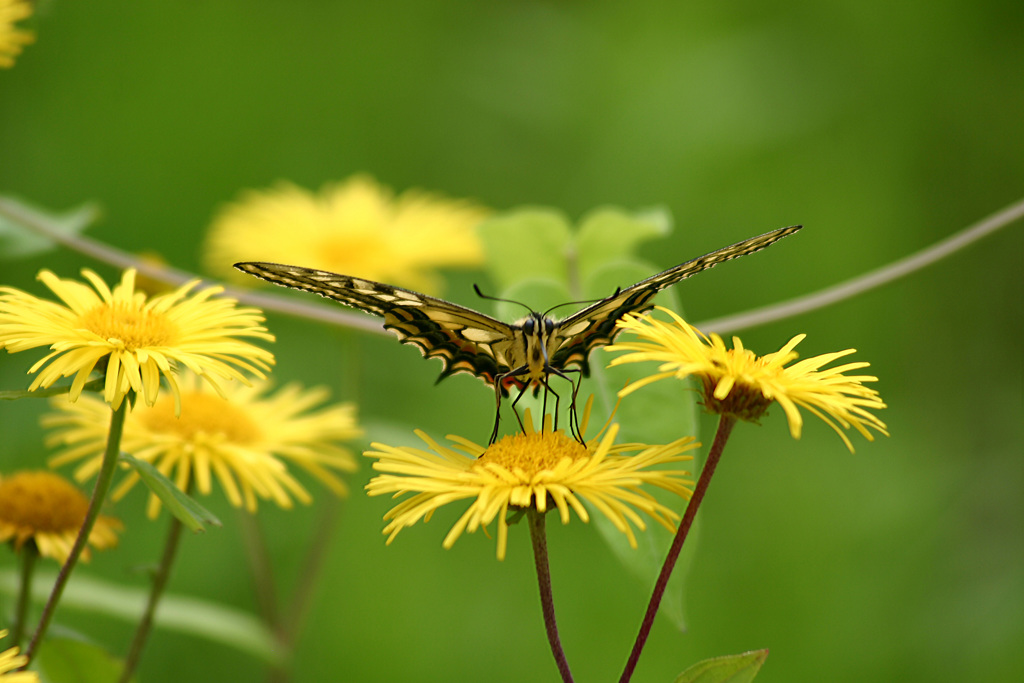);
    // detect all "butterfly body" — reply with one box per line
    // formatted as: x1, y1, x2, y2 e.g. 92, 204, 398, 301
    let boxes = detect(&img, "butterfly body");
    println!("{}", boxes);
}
235, 224, 801, 437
